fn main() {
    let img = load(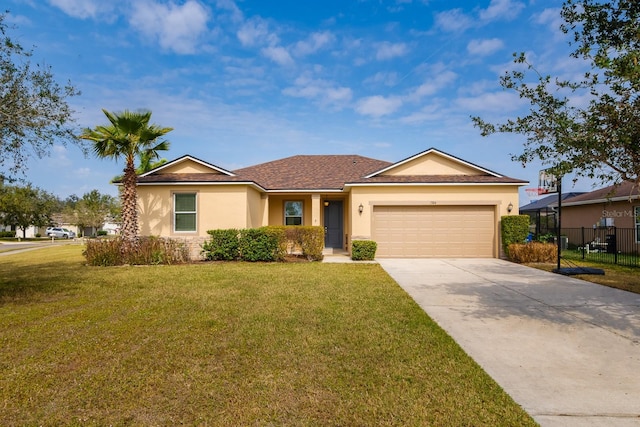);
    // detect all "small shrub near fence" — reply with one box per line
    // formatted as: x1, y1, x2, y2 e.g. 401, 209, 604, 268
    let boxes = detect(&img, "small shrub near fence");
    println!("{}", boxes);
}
507, 242, 556, 264
84, 237, 191, 266
351, 240, 377, 261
